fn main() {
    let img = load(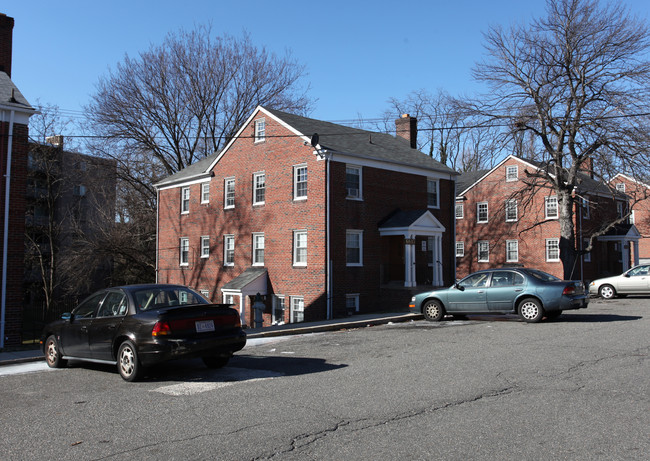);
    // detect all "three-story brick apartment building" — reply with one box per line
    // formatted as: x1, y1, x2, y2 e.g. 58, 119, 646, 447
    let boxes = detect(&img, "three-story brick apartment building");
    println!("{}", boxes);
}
455, 155, 639, 282
155, 107, 458, 326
